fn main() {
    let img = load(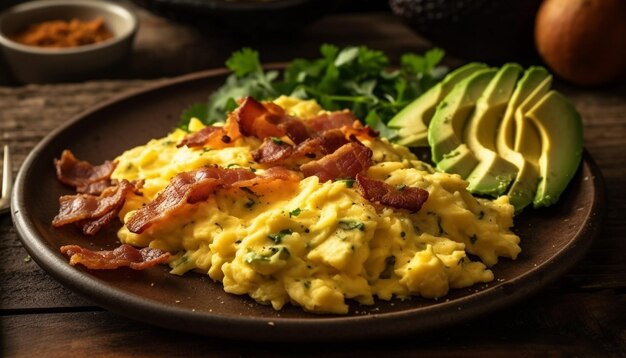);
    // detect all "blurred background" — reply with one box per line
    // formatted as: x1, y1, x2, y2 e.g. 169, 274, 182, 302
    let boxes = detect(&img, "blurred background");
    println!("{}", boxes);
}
0, 0, 624, 86
0, 0, 402, 85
